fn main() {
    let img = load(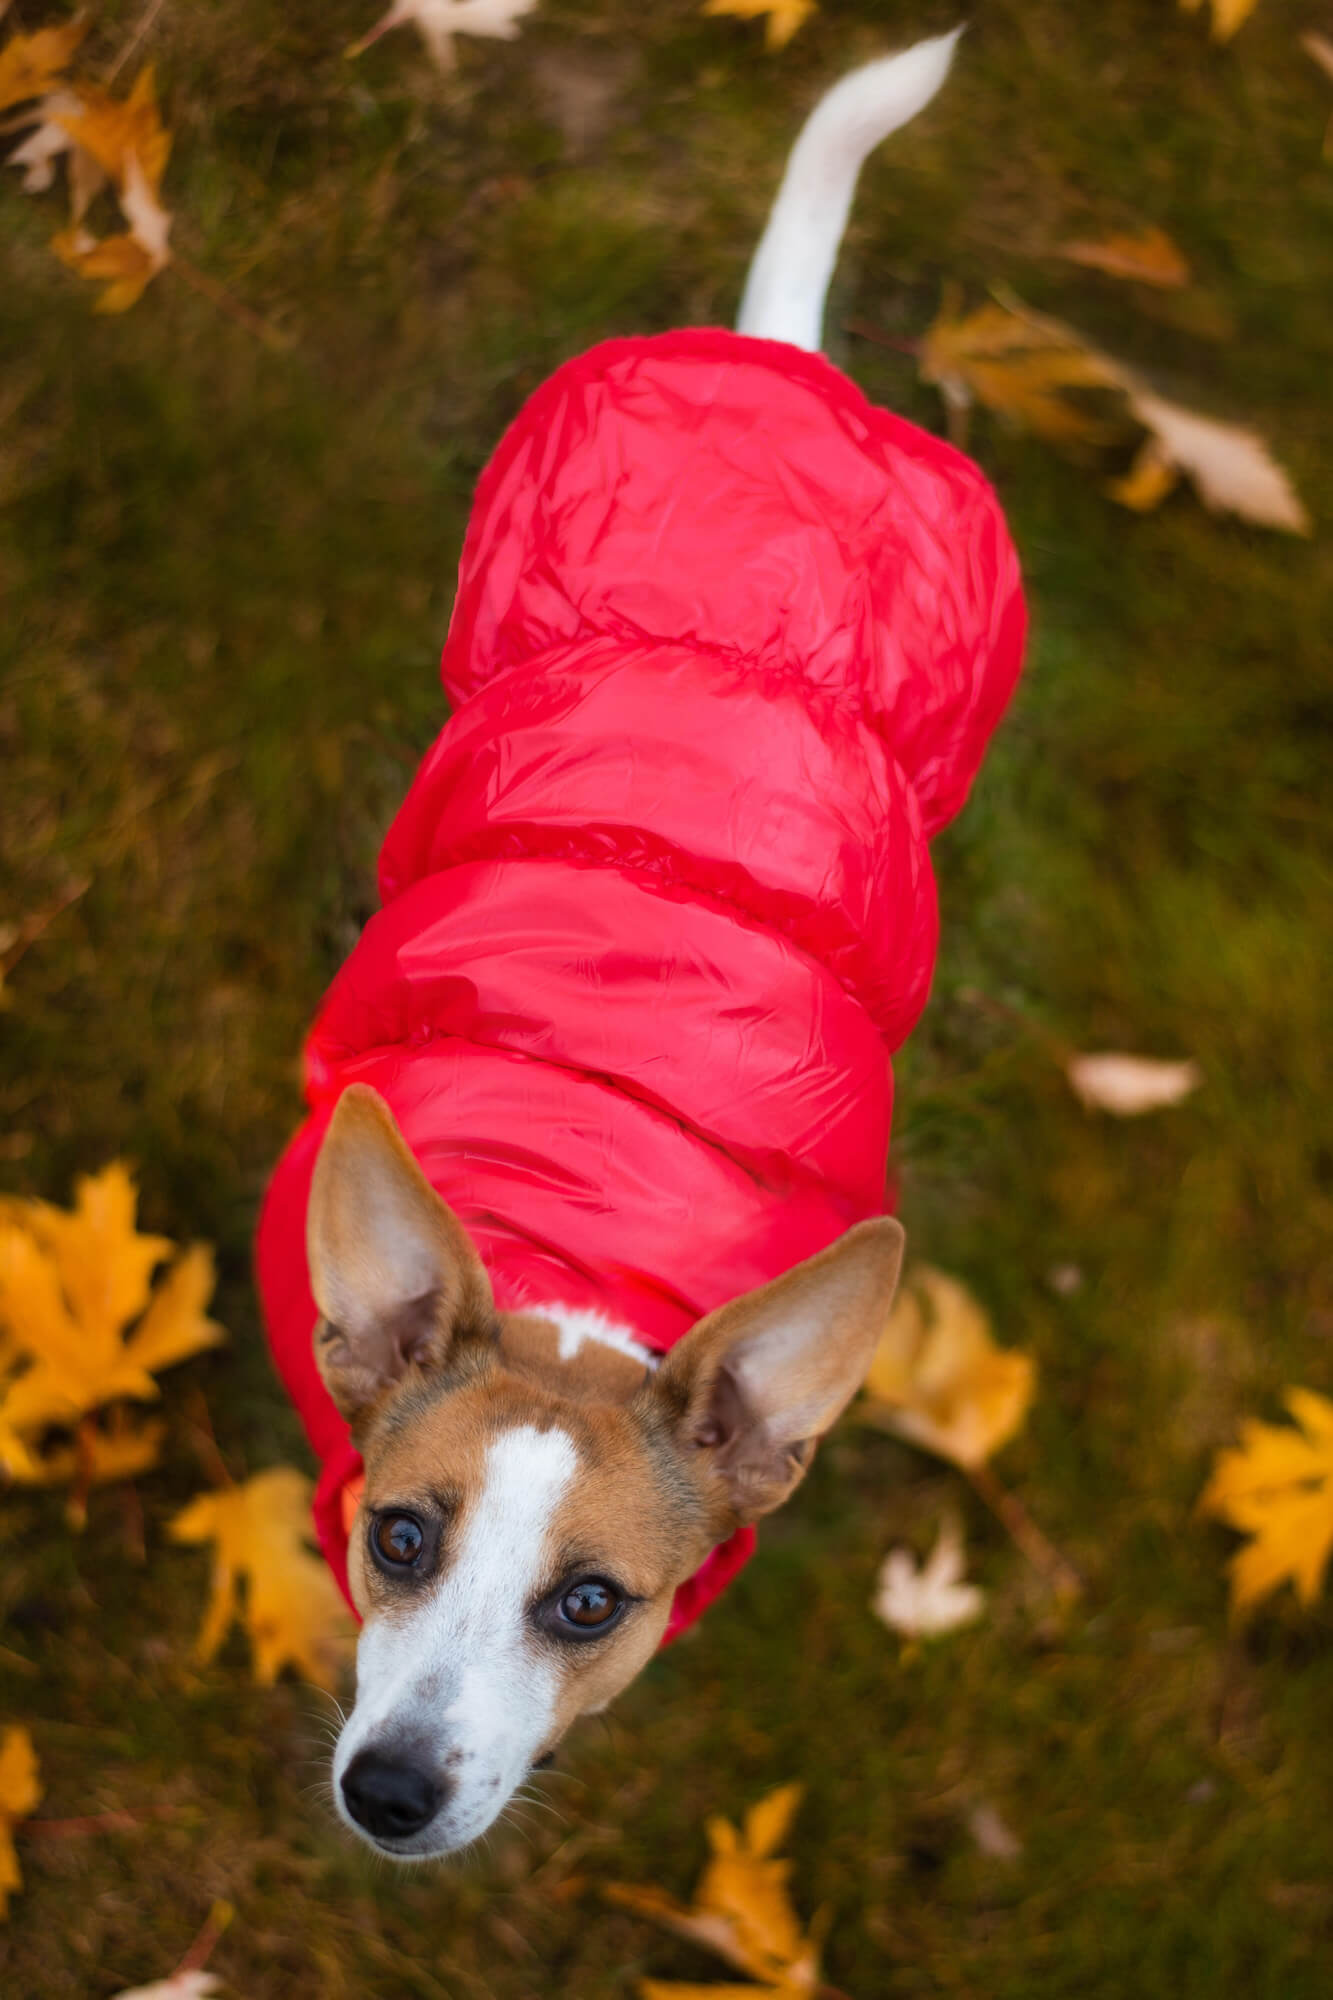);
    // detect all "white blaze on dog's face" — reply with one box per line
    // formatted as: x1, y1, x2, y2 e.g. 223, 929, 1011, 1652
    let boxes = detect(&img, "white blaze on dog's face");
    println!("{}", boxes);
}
307, 1085, 905, 1858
